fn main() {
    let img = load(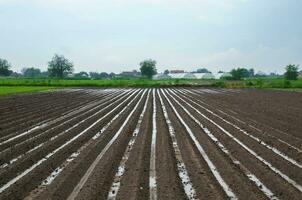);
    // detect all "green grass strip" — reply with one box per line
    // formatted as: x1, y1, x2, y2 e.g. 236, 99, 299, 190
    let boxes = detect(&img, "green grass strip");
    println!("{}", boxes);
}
0, 86, 56, 96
